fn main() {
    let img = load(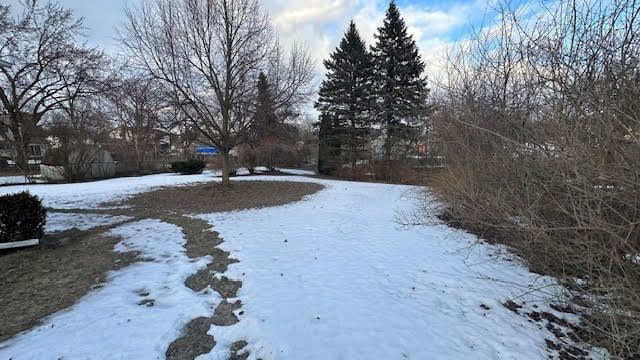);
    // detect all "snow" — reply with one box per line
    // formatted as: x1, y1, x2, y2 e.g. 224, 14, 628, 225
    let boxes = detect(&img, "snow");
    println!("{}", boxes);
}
0, 171, 218, 209
250, 167, 316, 176
45, 212, 133, 233
0, 175, 46, 185
0, 173, 595, 359
276, 168, 316, 176
0, 219, 217, 359
0, 176, 29, 185
197, 178, 574, 360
